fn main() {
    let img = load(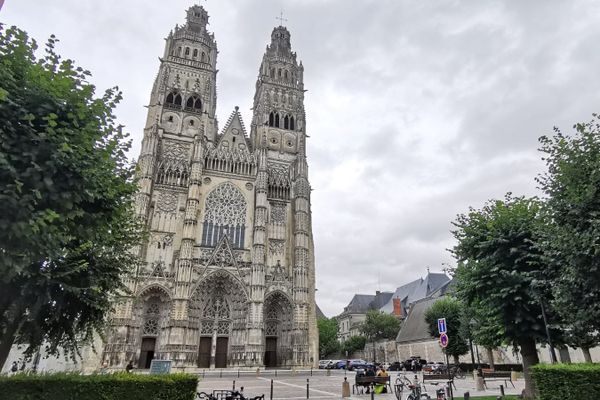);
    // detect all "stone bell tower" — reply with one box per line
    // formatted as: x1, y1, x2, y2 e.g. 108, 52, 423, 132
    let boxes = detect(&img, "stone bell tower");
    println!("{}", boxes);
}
250, 24, 318, 367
